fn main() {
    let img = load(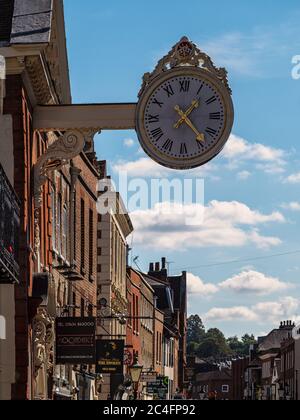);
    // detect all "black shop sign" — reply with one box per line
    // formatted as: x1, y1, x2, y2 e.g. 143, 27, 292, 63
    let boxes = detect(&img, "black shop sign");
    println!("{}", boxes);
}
56, 317, 96, 365
96, 340, 124, 374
